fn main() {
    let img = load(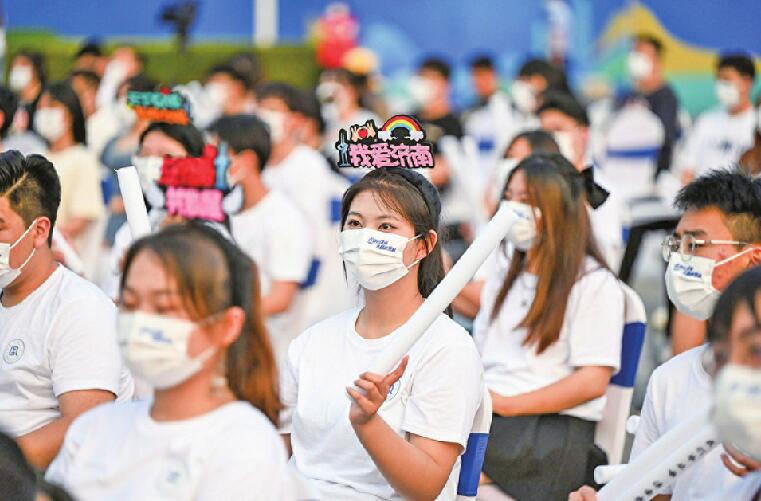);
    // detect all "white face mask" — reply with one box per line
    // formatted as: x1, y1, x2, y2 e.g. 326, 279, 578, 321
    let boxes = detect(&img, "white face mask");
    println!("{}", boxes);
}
131, 155, 163, 191
34, 108, 66, 142
511, 80, 536, 115
665, 249, 753, 320
117, 311, 217, 390
409, 76, 436, 106
627, 51, 653, 80
9, 66, 32, 92
316, 81, 339, 103
205, 82, 230, 109
553, 130, 577, 162
715, 80, 741, 110
339, 228, 422, 291
713, 364, 761, 462
503, 201, 540, 251
0, 220, 38, 290
258, 109, 286, 143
